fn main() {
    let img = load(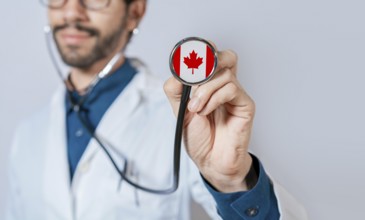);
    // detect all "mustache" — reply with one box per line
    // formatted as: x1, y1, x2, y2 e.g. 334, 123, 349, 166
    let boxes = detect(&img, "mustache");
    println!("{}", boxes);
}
53, 22, 99, 36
